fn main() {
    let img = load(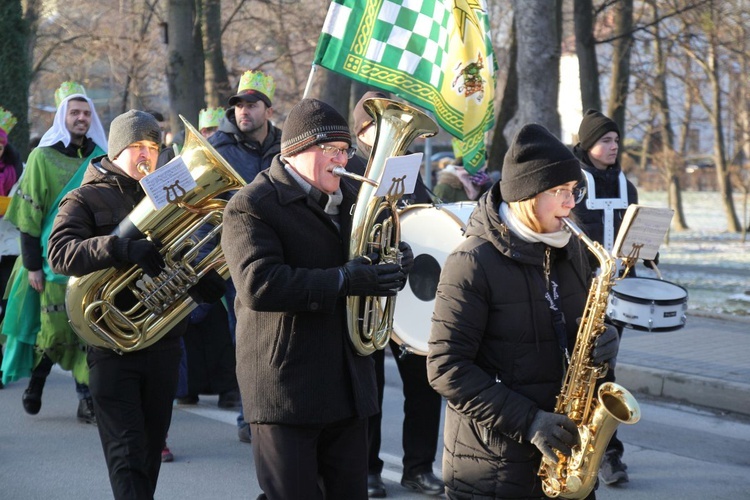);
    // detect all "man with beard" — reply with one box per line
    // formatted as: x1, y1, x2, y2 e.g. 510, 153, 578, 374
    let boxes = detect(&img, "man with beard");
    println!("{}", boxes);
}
209, 70, 282, 443
209, 70, 281, 183
1, 81, 107, 424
